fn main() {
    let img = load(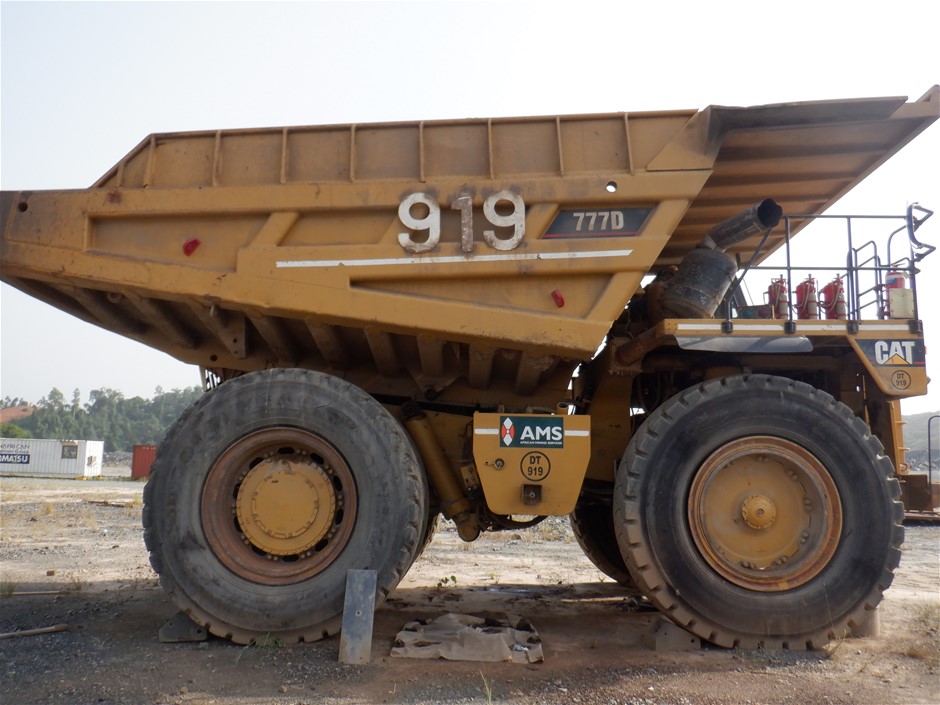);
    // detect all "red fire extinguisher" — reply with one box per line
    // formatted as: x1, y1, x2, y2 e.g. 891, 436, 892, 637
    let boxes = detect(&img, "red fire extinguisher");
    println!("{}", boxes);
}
885, 270, 907, 290
795, 276, 818, 320
820, 276, 847, 320
767, 276, 789, 319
